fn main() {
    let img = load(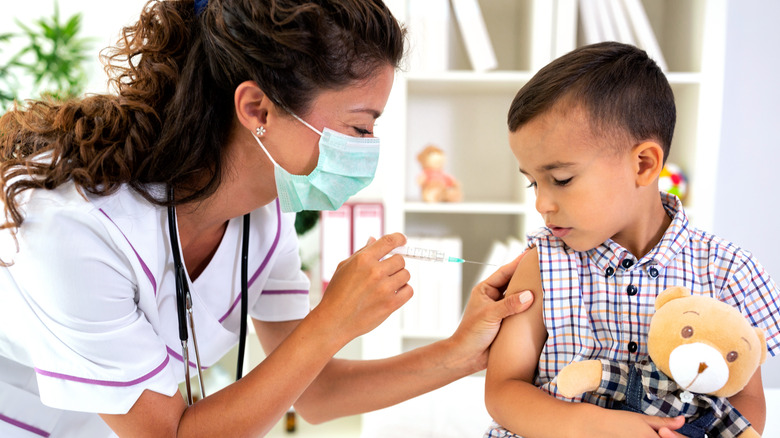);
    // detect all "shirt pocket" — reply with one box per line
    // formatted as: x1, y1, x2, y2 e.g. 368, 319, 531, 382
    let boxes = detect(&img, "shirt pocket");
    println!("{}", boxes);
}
0, 381, 62, 437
